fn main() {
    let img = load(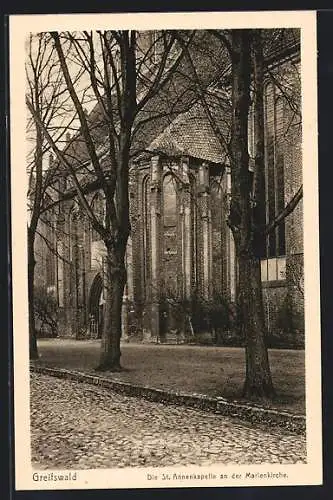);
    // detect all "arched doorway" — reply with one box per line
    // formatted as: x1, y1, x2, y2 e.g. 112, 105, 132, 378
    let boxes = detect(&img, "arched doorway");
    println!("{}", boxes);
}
88, 273, 104, 338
